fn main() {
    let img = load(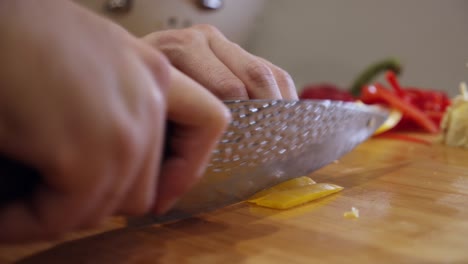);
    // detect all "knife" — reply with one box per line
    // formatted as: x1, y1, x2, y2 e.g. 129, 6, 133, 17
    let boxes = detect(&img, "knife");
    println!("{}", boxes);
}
128, 99, 388, 226
0, 100, 388, 225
